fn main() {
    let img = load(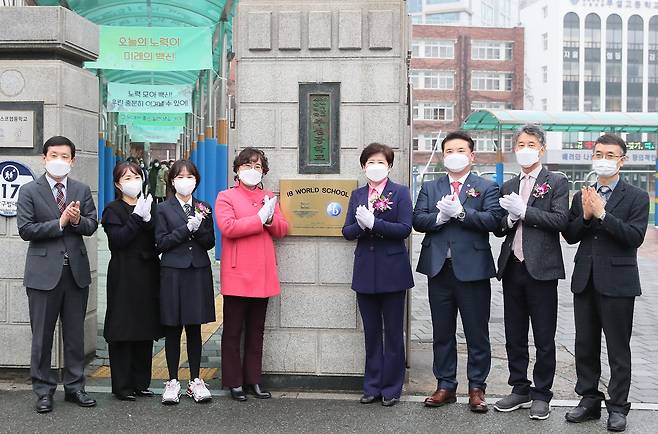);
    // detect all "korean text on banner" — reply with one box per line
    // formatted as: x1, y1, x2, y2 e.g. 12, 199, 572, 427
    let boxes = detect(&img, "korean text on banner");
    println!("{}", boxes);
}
108, 83, 192, 113
127, 125, 183, 143
85, 26, 213, 71
118, 112, 186, 127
